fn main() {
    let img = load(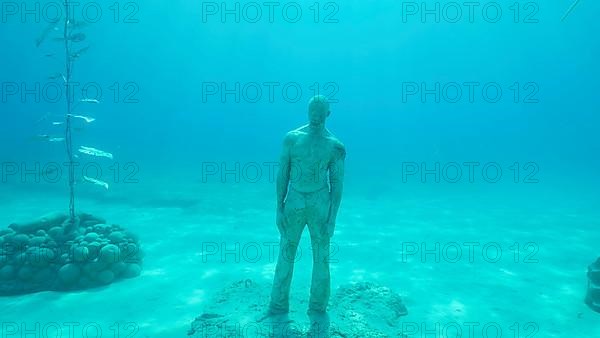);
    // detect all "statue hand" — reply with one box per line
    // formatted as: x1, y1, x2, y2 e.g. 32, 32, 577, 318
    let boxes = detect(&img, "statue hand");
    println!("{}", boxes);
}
324, 219, 335, 238
276, 207, 287, 236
